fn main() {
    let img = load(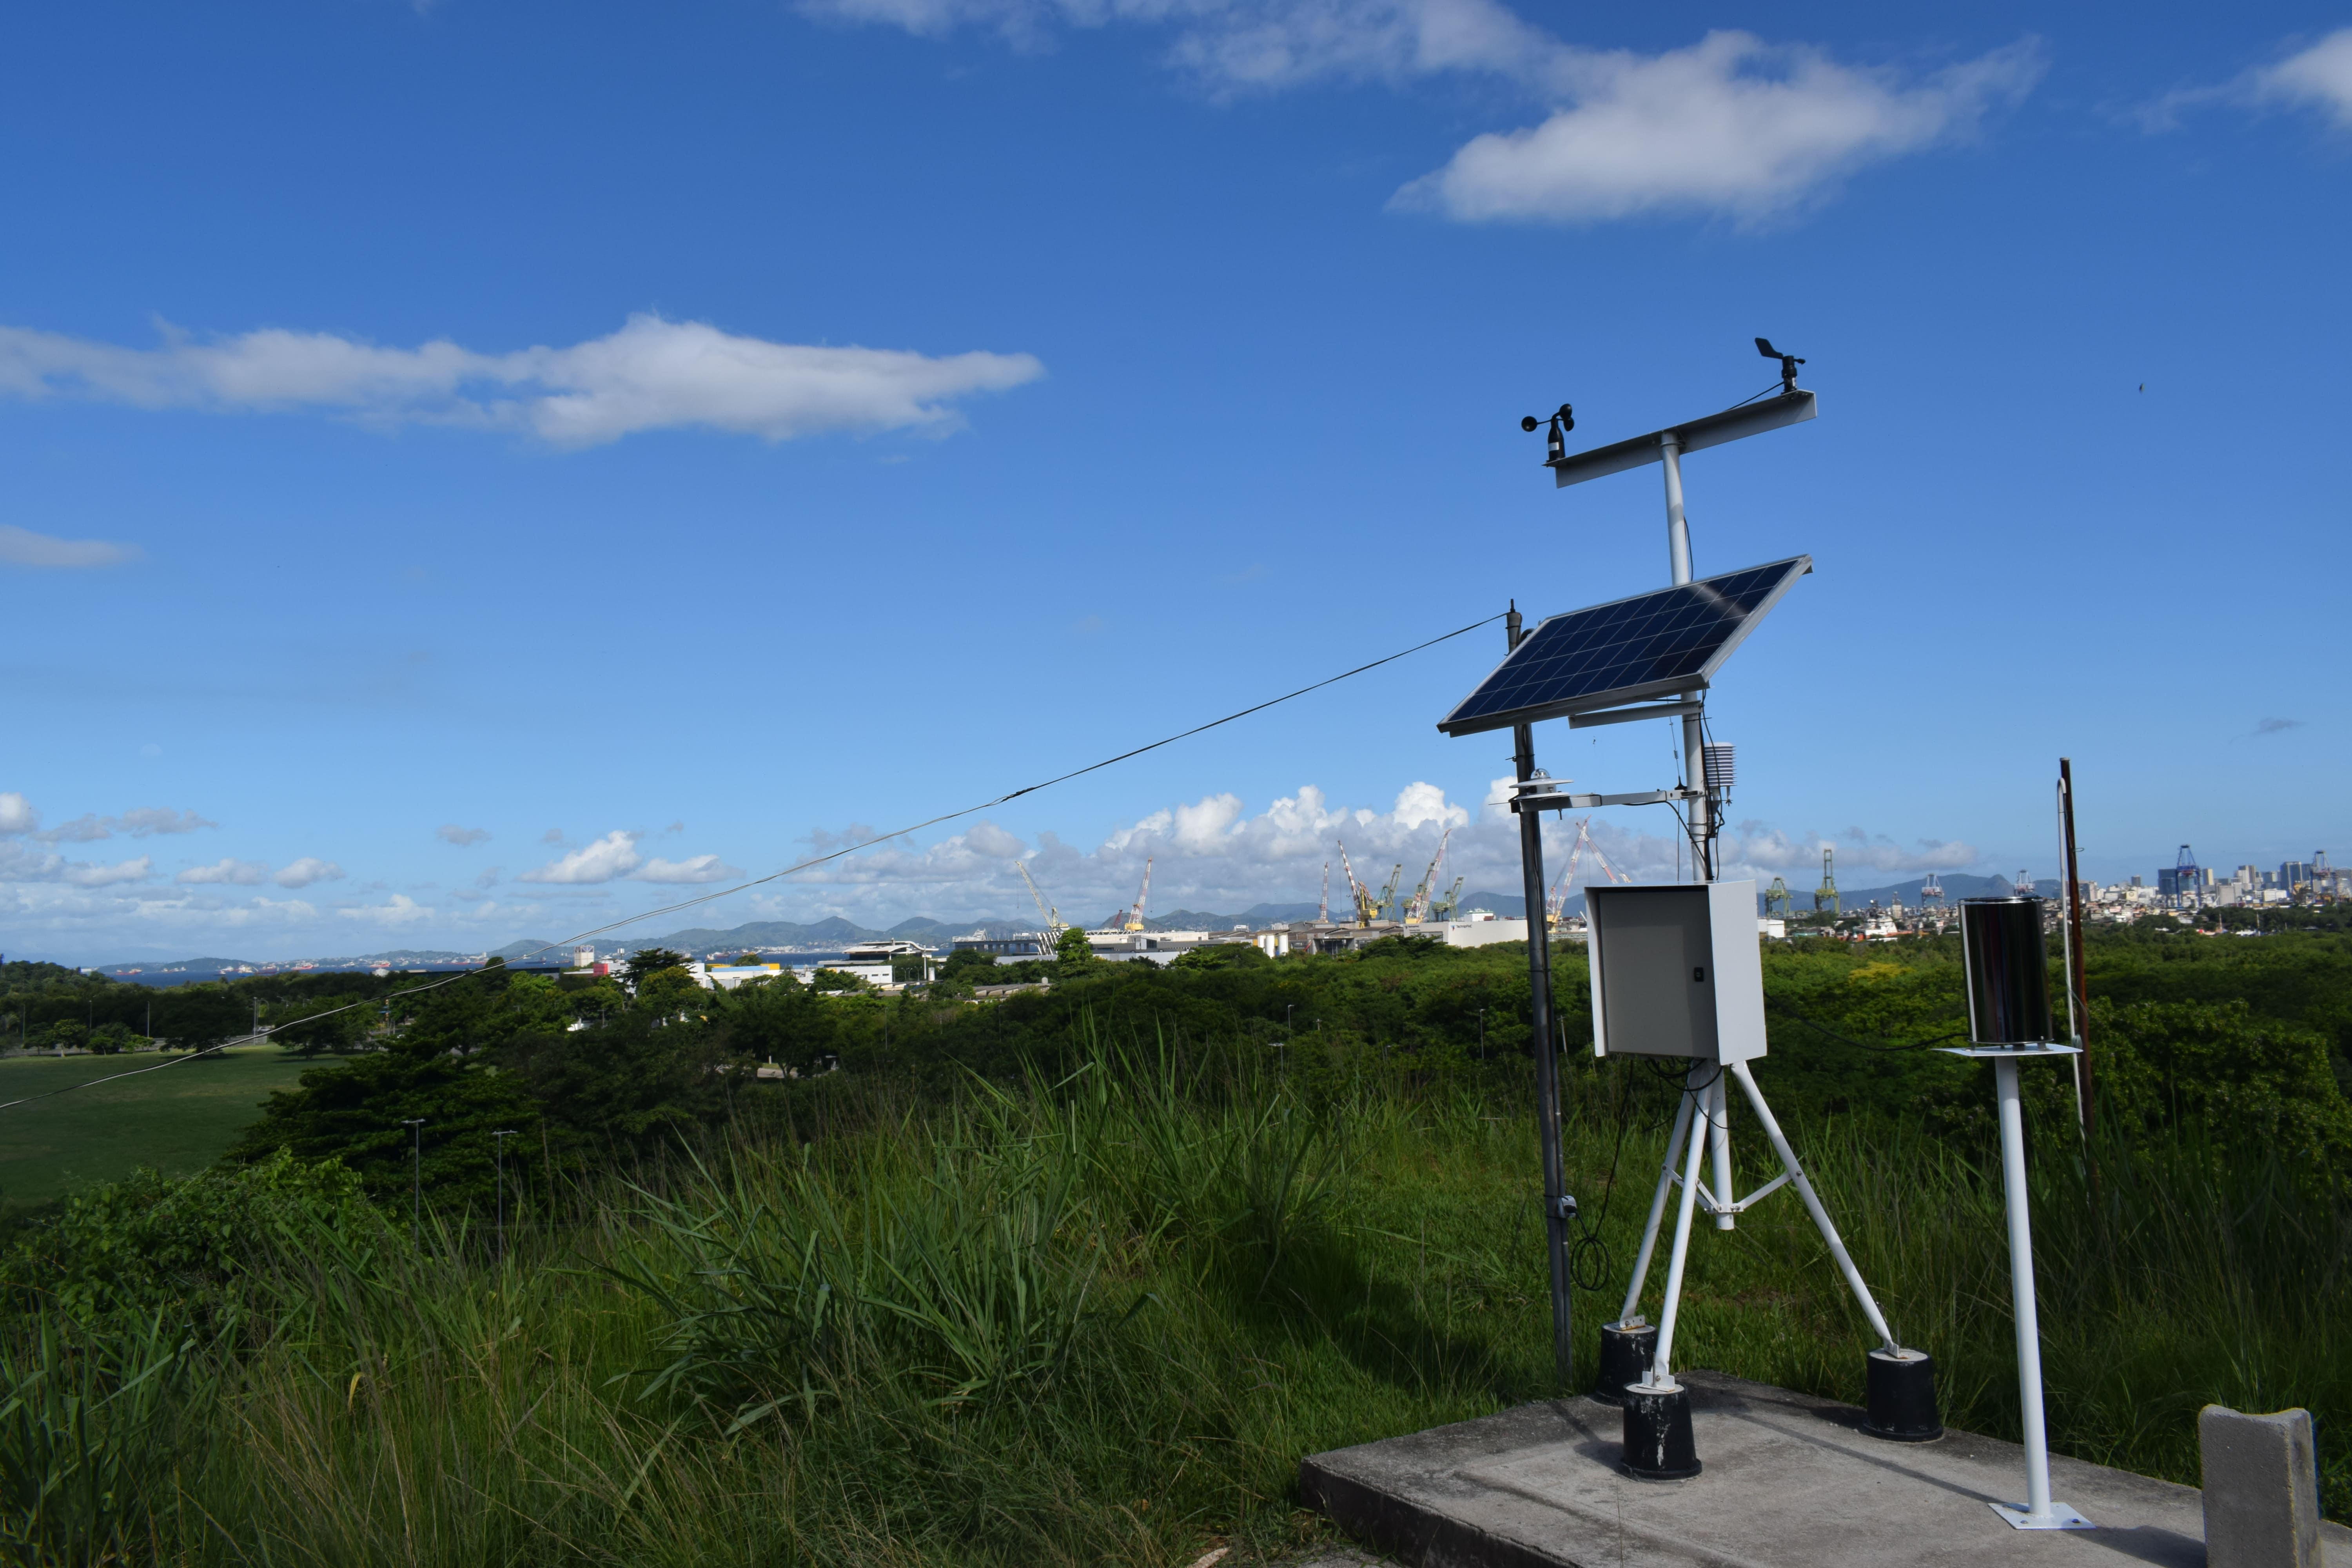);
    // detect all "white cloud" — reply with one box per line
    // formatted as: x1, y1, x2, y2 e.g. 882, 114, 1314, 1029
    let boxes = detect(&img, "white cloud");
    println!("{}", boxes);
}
0, 793, 33, 835
0, 841, 154, 887
1724, 822, 1978, 878
964, 821, 1025, 857
178, 858, 271, 886
336, 893, 436, 926
16, 803, 214, 845
518, 828, 745, 885
1394, 32, 2044, 224
519, 830, 643, 884
0, 524, 140, 568
743, 779, 1993, 931
437, 824, 491, 847
2146, 29, 2352, 132
274, 857, 345, 889
797, 0, 2040, 224
113, 807, 215, 837
633, 854, 745, 884
2257, 29, 2352, 126
0, 312, 1046, 449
